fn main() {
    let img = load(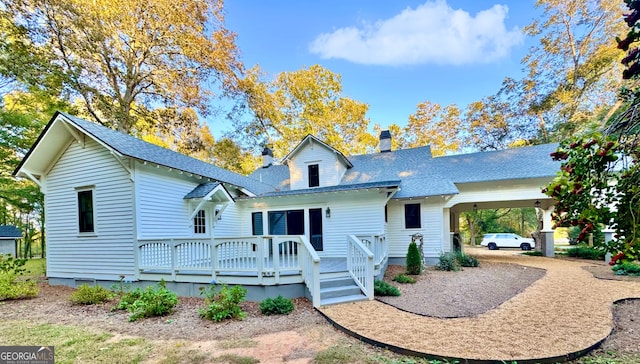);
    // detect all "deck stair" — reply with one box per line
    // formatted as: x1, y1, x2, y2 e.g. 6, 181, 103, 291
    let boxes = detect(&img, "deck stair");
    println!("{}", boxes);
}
319, 273, 367, 306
